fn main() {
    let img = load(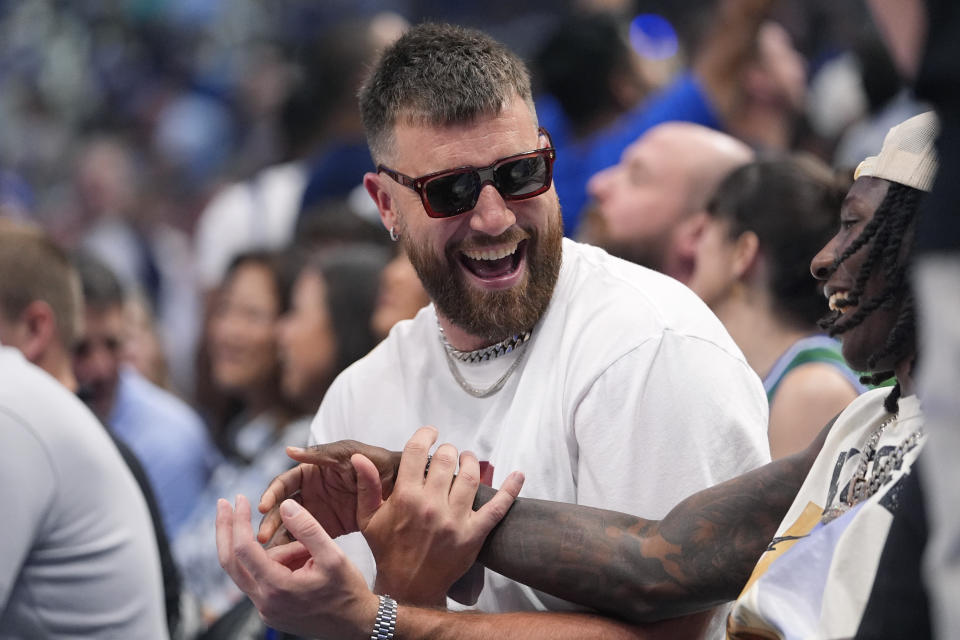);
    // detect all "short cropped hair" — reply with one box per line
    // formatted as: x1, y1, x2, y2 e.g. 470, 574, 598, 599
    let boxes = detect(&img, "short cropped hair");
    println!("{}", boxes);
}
0, 220, 83, 348
359, 22, 535, 162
